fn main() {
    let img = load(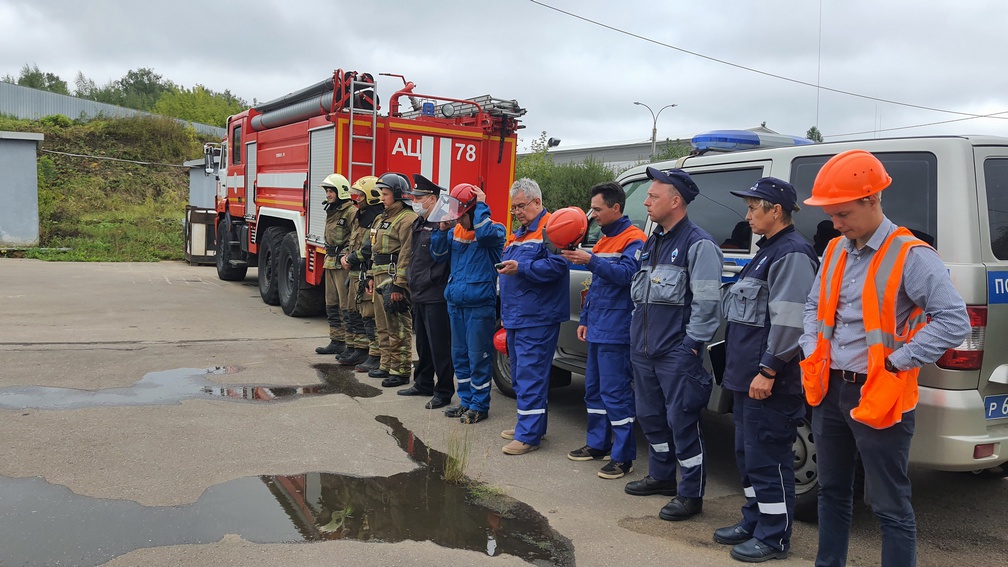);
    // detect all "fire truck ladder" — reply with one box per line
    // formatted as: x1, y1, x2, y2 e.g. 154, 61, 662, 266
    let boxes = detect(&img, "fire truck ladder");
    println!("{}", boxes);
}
347, 78, 378, 178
